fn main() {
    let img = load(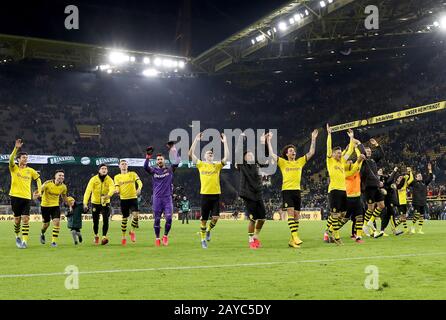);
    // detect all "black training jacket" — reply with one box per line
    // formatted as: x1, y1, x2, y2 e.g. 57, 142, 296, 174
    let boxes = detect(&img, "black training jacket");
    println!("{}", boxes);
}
360, 145, 384, 188
381, 170, 398, 206
411, 173, 433, 206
